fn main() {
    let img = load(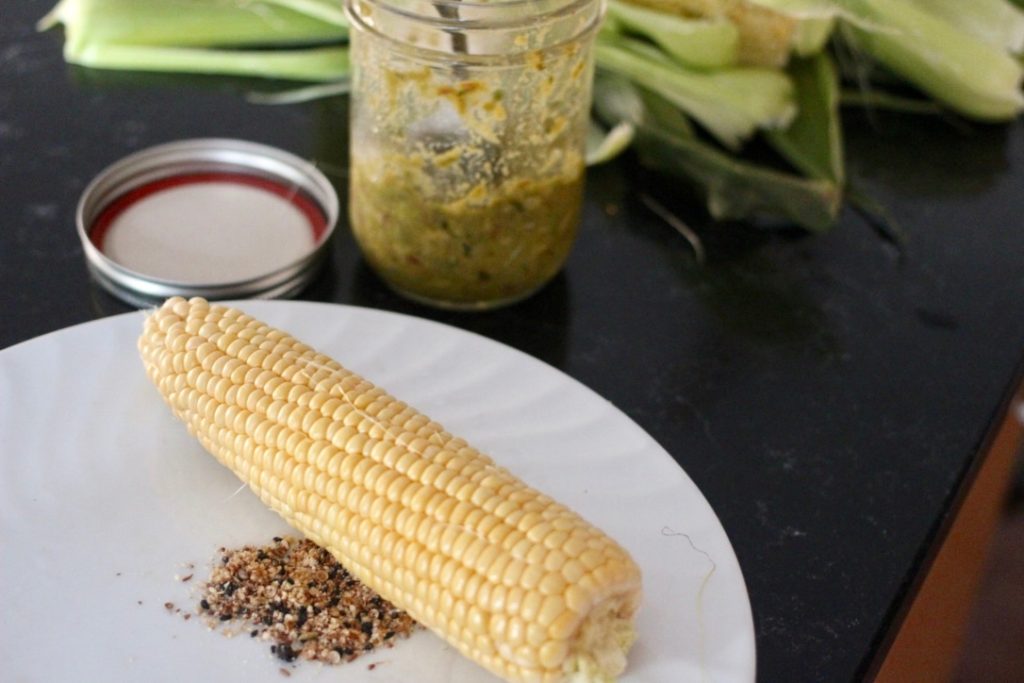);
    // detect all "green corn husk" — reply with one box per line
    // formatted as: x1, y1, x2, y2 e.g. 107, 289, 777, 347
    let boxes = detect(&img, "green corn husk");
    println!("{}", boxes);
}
261, 0, 348, 28
766, 53, 844, 183
586, 119, 638, 166
38, 0, 349, 81
618, 0, 798, 67
593, 73, 841, 231
754, 0, 1024, 122
905, 0, 1024, 54
839, 89, 942, 115
835, 0, 1024, 121
596, 36, 796, 149
39, 0, 347, 49
605, 0, 740, 69
790, 17, 835, 55
748, 0, 837, 55
67, 43, 349, 81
